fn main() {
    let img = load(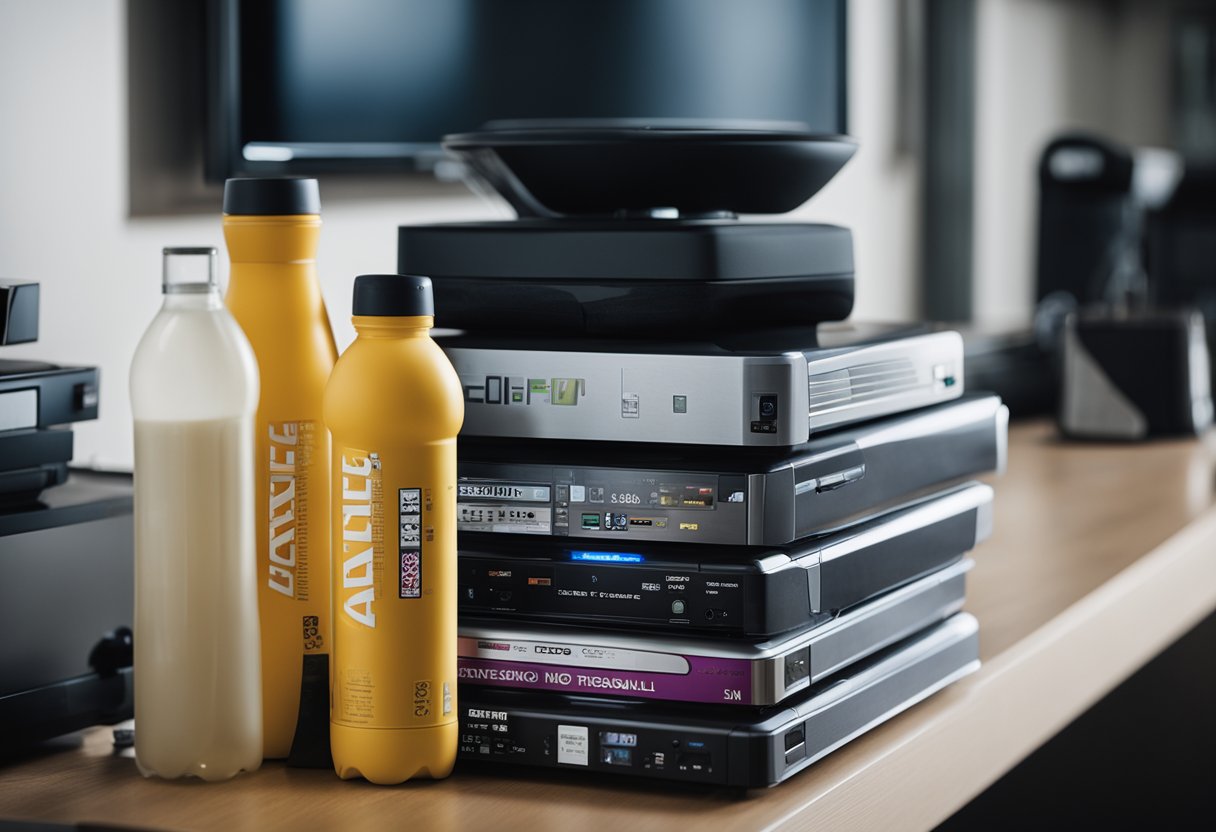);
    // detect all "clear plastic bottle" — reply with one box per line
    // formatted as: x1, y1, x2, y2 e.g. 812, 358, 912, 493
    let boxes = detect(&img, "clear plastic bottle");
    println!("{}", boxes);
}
129, 247, 263, 781
324, 274, 464, 784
